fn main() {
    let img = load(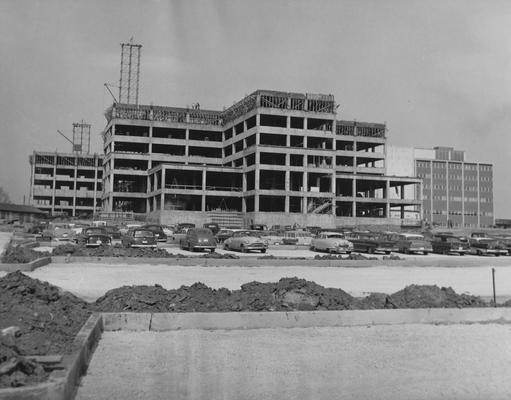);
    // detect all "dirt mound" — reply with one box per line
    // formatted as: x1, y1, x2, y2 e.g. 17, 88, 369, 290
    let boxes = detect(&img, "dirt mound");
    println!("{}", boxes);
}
52, 244, 174, 258
93, 277, 356, 312
93, 284, 175, 312
0, 271, 91, 355
385, 285, 487, 309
